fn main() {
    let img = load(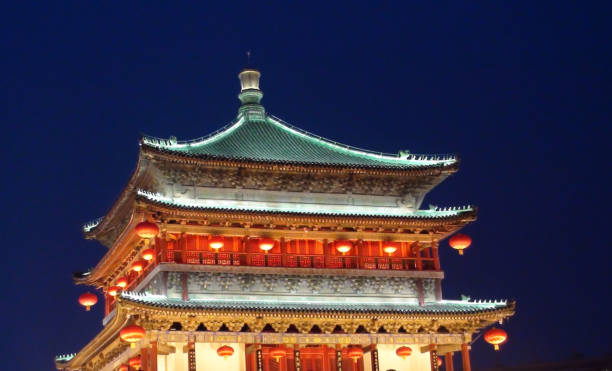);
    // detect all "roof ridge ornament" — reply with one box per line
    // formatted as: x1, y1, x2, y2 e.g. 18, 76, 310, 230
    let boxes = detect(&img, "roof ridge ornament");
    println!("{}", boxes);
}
238, 67, 265, 120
